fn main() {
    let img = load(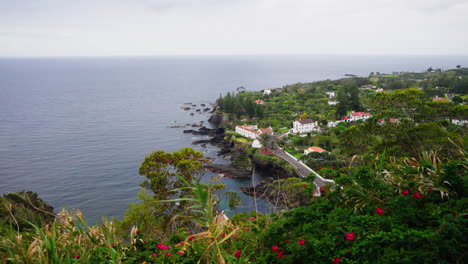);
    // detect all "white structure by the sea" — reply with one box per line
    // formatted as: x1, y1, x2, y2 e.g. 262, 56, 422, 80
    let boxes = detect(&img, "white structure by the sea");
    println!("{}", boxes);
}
235, 125, 273, 139
292, 119, 320, 134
